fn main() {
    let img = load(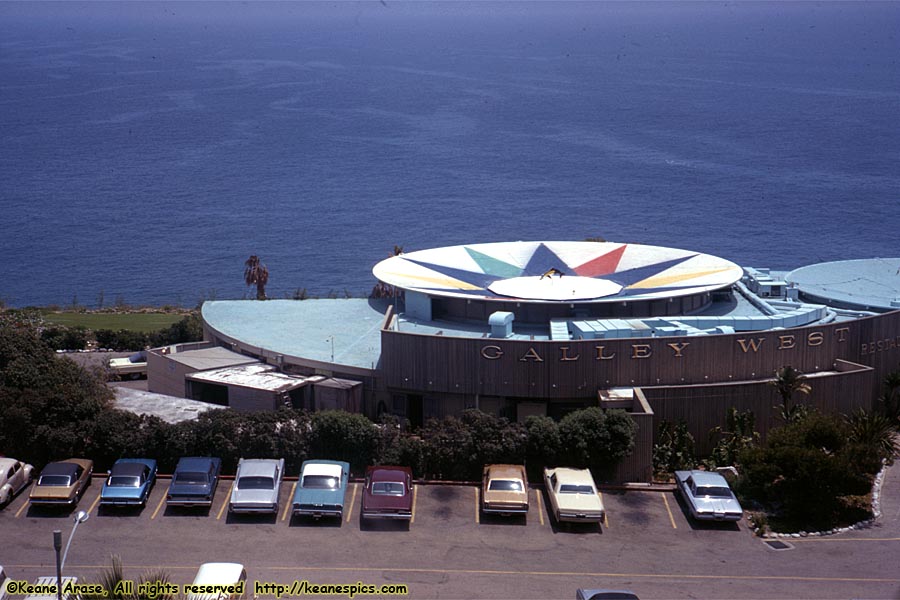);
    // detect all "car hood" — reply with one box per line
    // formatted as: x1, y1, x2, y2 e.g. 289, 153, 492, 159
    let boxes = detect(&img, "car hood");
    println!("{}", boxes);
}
232, 488, 277, 505
30, 485, 75, 499
363, 492, 410, 512
483, 489, 528, 506
555, 492, 604, 513
168, 482, 212, 497
693, 495, 742, 514
293, 487, 345, 506
102, 485, 147, 500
